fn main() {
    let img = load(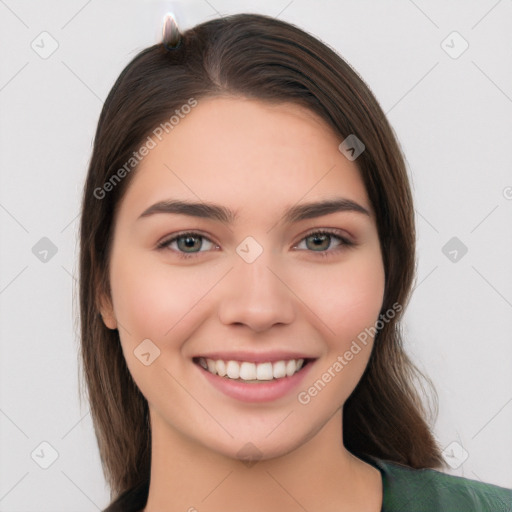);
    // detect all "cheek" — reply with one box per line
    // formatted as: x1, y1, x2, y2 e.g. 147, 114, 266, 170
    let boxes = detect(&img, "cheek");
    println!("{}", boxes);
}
294, 254, 385, 409
110, 260, 166, 340
109, 249, 218, 351
295, 249, 385, 343
108, 250, 213, 401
